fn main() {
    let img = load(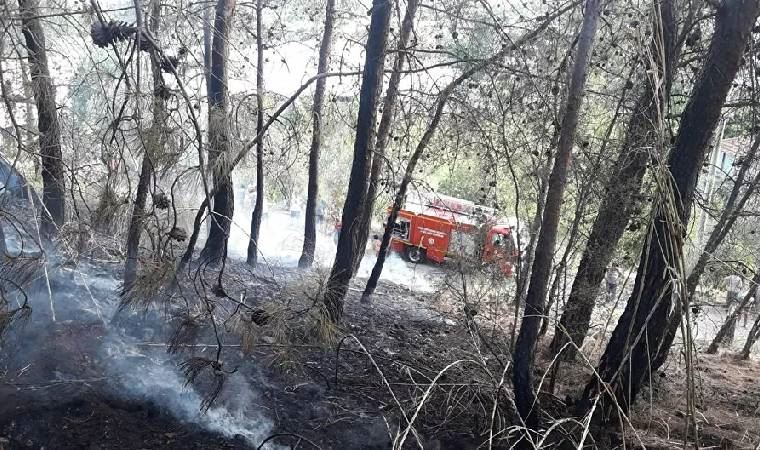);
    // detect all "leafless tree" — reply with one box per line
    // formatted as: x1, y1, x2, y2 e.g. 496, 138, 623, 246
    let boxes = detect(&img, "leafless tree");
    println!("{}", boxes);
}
298, 0, 336, 268
512, 0, 600, 430
124, 0, 168, 289
18, 0, 65, 237
246, 0, 266, 267
200, 0, 237, 266
323, 0, 392, 322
